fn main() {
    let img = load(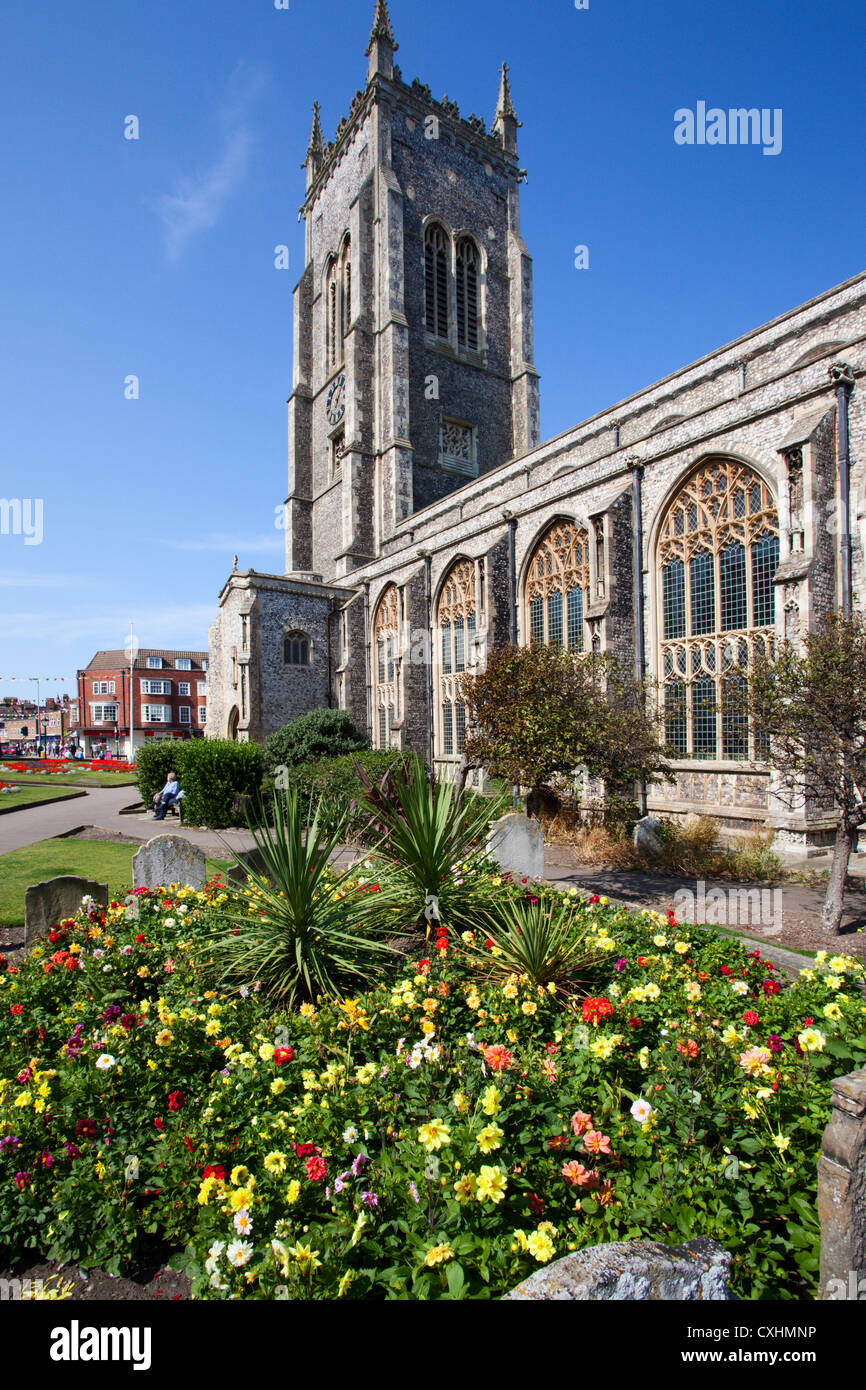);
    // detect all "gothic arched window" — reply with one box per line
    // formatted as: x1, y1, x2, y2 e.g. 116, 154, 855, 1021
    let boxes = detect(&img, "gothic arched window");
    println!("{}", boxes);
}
424, 224, 450, 340
657, 458, 779, 761
372, 585, 399, 749
455, 237, 479, 351
524, 520, 591, 653
325, 256, 339, 371
436, 559, 477, 757
283, 631, 310, 666
340, 236, 352, 344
